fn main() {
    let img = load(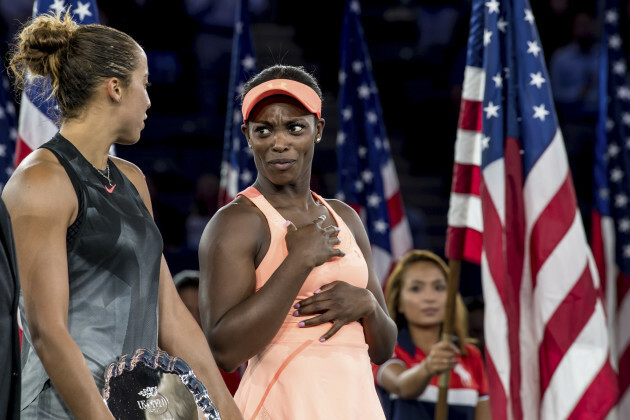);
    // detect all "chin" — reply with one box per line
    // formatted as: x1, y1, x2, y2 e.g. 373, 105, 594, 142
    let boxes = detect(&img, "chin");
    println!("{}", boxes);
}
409, 319, 444, 329
116, 136, 141, 146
